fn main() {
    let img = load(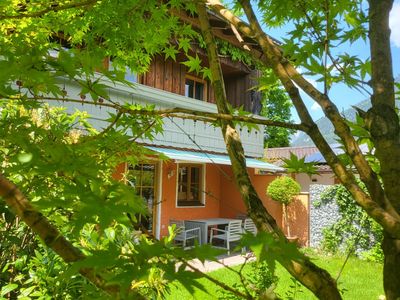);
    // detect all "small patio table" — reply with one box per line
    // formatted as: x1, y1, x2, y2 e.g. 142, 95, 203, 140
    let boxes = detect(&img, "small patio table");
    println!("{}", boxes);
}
185, 218, 238, 245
